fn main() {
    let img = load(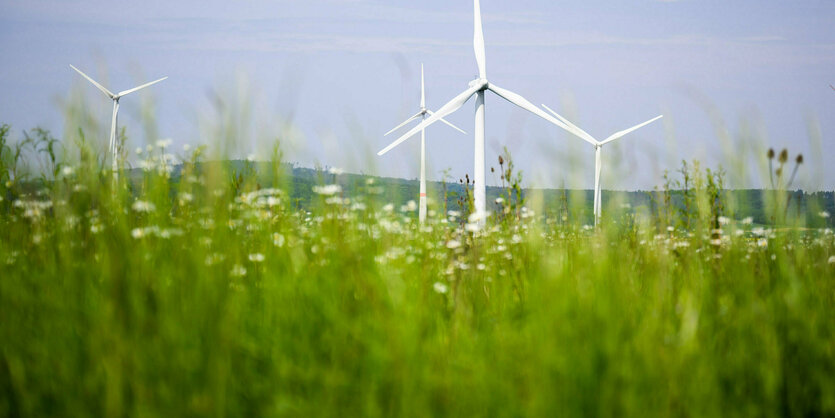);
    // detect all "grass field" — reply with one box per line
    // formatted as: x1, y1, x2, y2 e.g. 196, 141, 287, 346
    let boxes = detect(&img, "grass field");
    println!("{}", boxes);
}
1, 124, 835, 417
